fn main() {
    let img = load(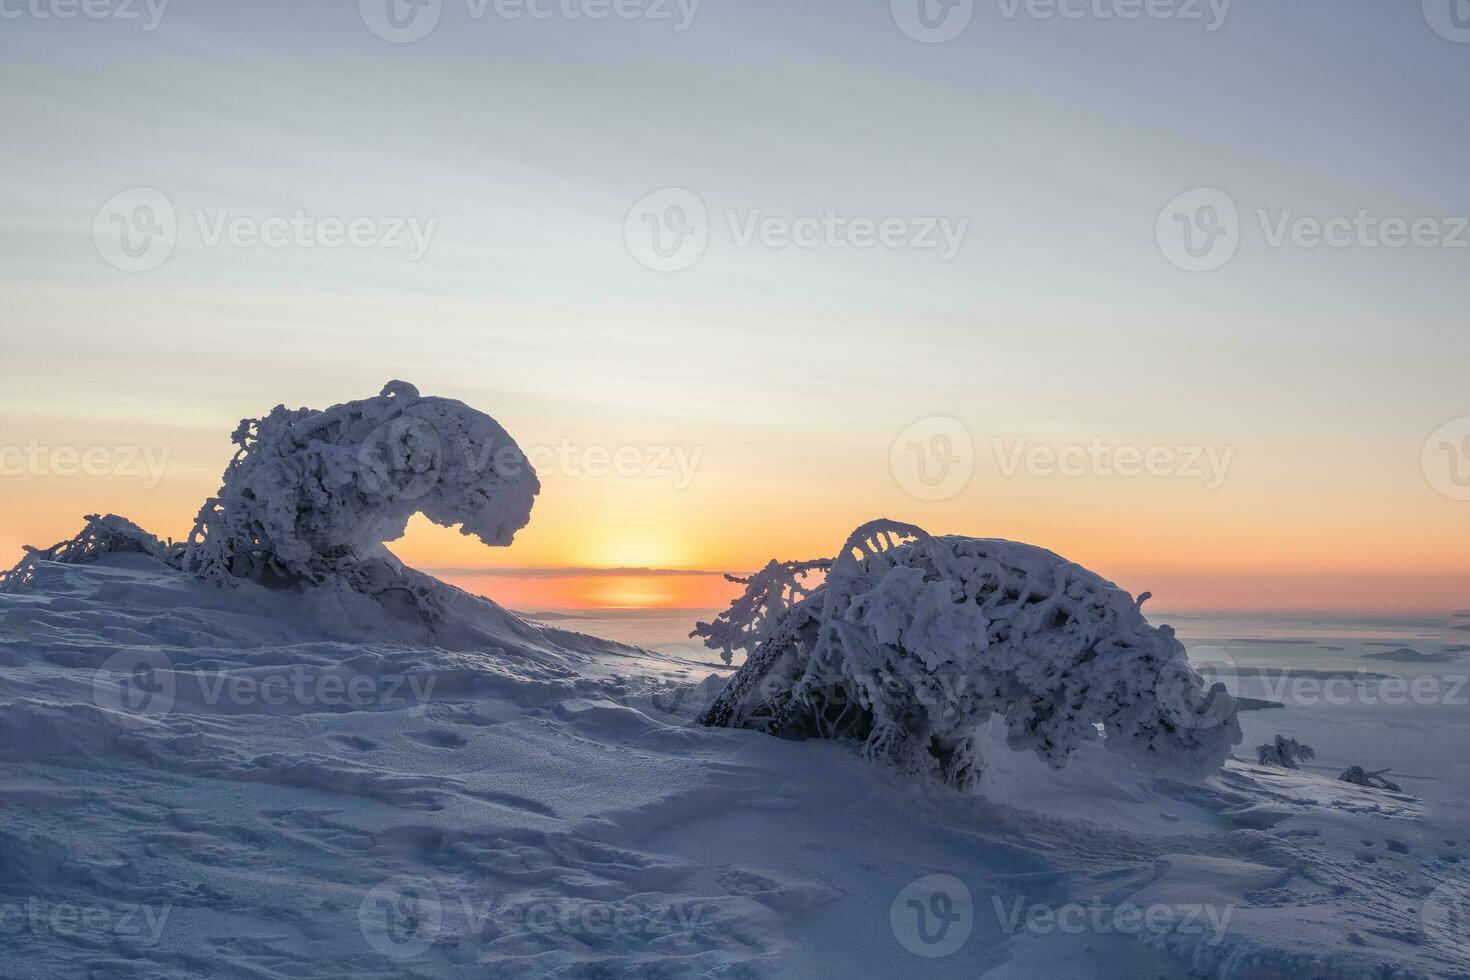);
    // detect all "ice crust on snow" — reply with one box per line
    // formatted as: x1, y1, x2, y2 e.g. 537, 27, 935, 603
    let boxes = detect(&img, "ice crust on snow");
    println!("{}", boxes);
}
696, 520, 1242, 786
